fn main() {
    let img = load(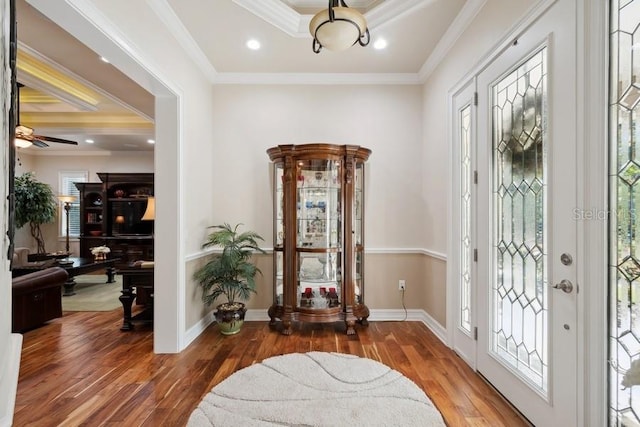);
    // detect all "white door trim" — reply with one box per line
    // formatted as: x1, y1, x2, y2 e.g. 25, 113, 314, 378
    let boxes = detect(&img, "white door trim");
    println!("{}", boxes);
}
27, 0, 186, 353
576, 0, 608, 426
